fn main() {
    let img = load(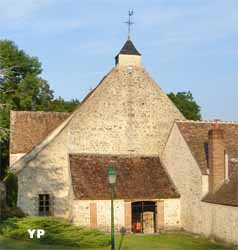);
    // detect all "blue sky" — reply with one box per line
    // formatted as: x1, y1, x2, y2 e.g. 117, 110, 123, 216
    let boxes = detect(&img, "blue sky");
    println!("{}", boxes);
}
1, 0, 238, 120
